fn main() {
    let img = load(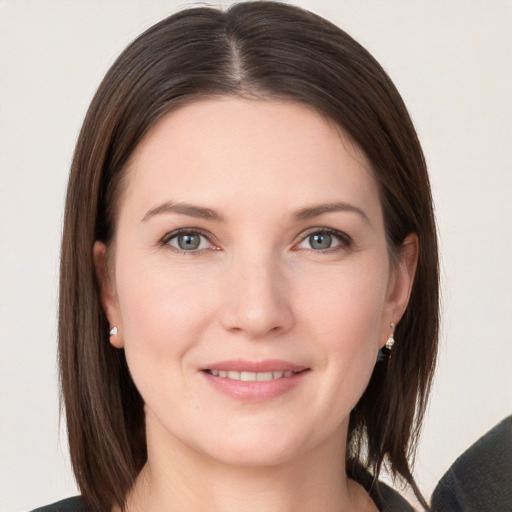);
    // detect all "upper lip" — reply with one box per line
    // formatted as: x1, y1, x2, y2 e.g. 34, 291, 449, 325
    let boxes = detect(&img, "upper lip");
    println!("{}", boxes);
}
202, 359, 308, 373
